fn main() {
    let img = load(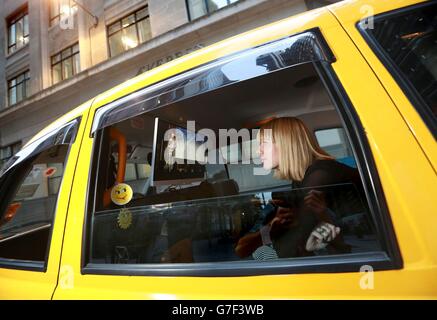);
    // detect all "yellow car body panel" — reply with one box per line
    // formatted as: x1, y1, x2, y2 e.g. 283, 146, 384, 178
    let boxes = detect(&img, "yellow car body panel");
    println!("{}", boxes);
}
328, 0, 436, 173
1, 0, 436, 299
